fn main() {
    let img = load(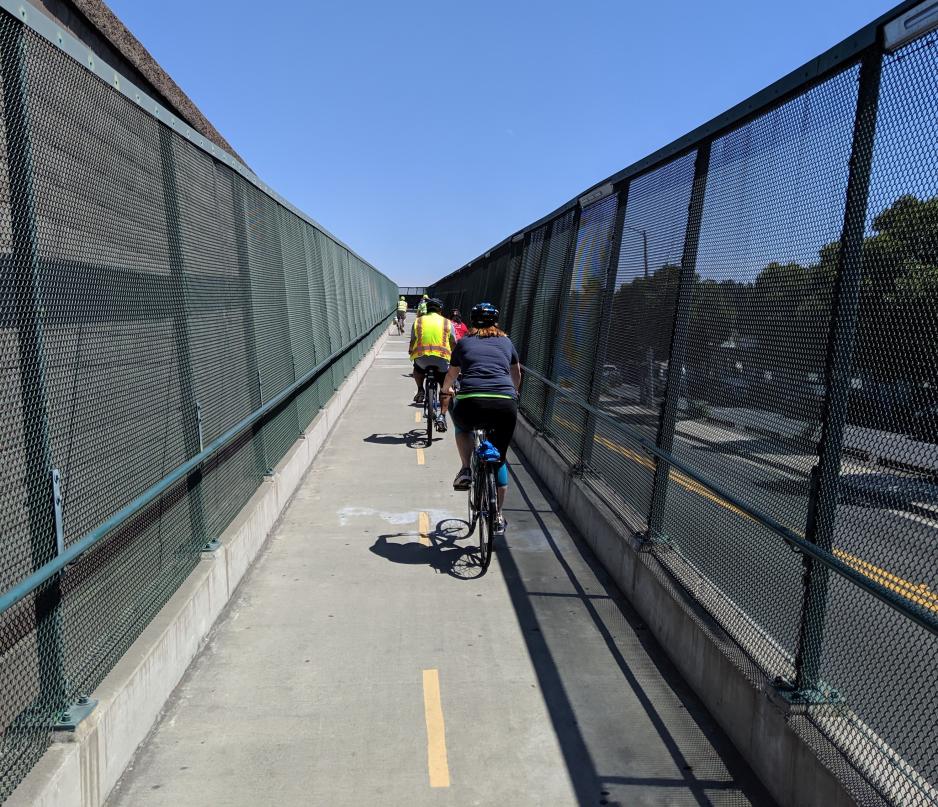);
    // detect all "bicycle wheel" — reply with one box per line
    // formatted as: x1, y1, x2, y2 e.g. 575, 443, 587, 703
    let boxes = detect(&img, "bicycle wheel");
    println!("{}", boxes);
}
425, 394, 433, 444
477, 465, 496, 572
465, 450, 479, 532
425, 380, 436, 443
